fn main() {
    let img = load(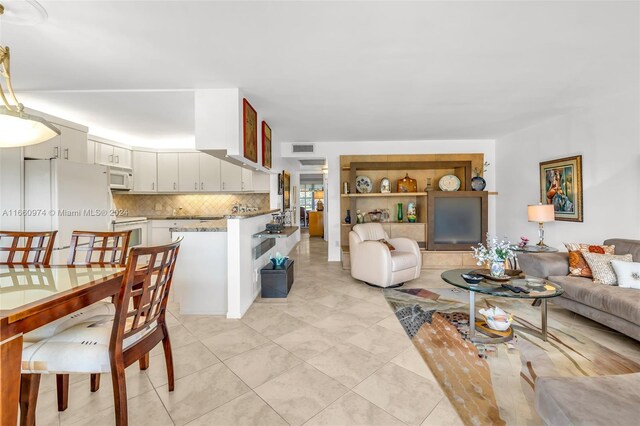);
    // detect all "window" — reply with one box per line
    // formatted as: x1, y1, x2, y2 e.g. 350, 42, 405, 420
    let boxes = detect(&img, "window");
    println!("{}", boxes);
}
300, 184, 323, 211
